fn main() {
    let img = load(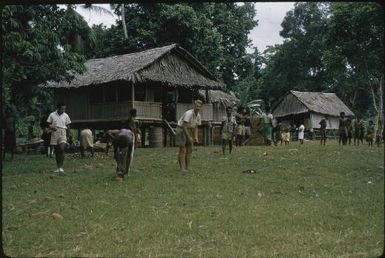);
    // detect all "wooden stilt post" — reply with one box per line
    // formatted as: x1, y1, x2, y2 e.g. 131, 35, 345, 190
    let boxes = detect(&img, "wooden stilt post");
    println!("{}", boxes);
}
131, 83, 135, 109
